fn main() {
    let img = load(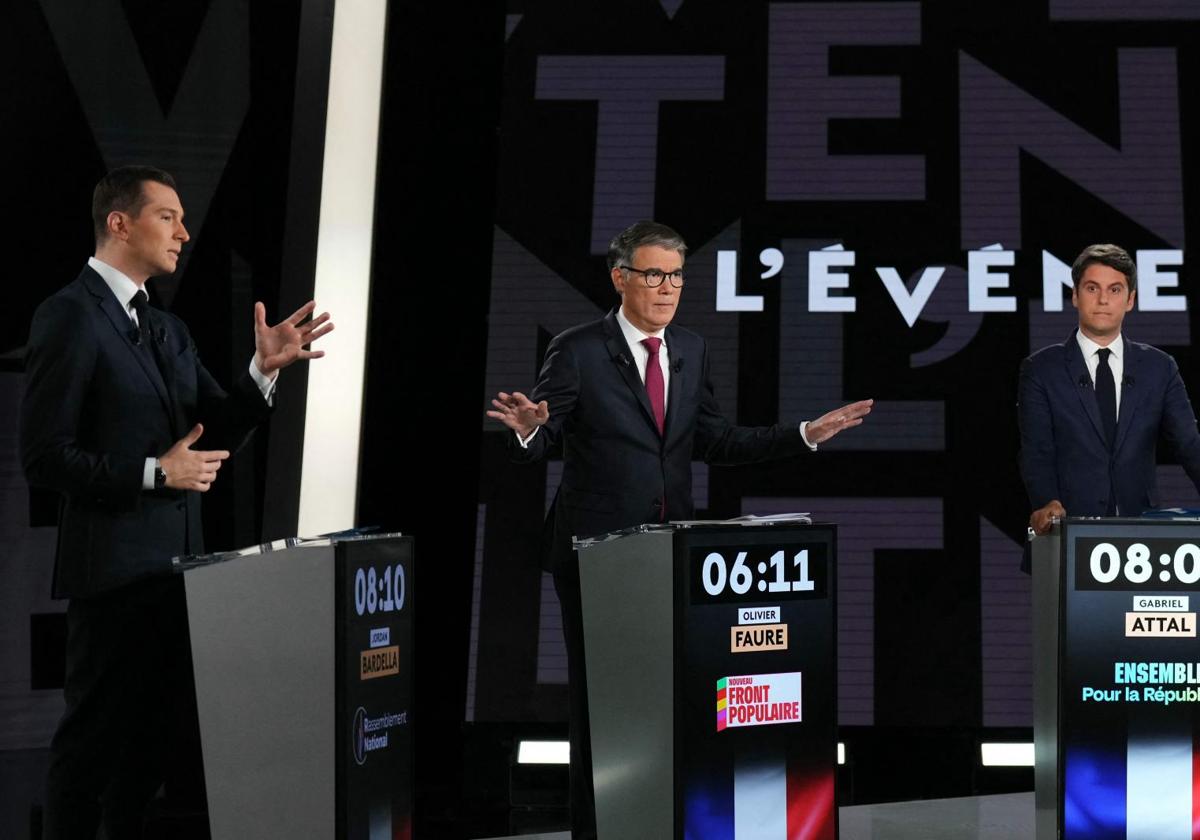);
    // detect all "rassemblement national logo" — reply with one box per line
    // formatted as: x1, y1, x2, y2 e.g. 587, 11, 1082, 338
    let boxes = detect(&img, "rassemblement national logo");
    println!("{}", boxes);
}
716, 672, 802, 731
352, 706, 408, 765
